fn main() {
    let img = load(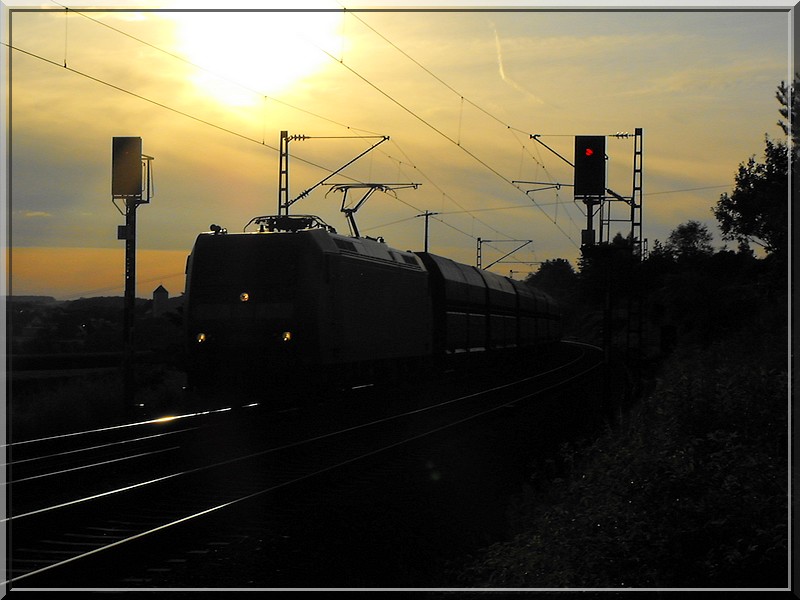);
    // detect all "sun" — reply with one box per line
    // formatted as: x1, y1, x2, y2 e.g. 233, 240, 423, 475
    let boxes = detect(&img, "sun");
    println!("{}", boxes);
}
173, 11, 343, 106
